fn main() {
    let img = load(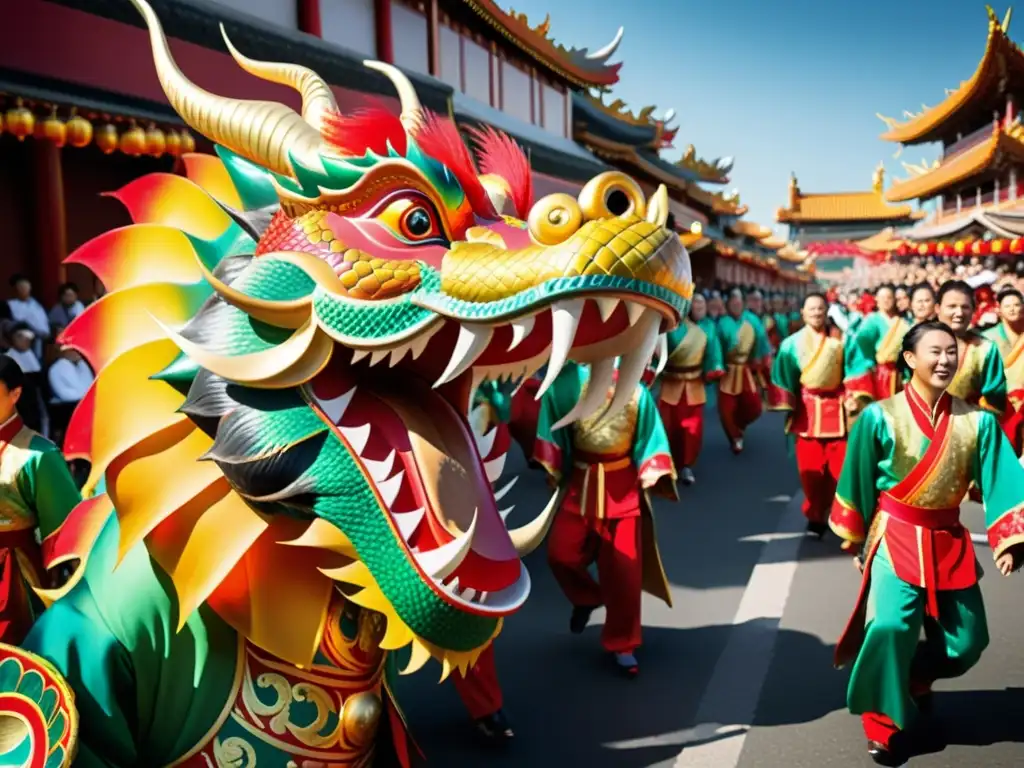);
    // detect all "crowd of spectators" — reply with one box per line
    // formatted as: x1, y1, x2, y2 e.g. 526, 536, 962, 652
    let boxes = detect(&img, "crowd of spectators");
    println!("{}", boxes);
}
1, 275, 96, 448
